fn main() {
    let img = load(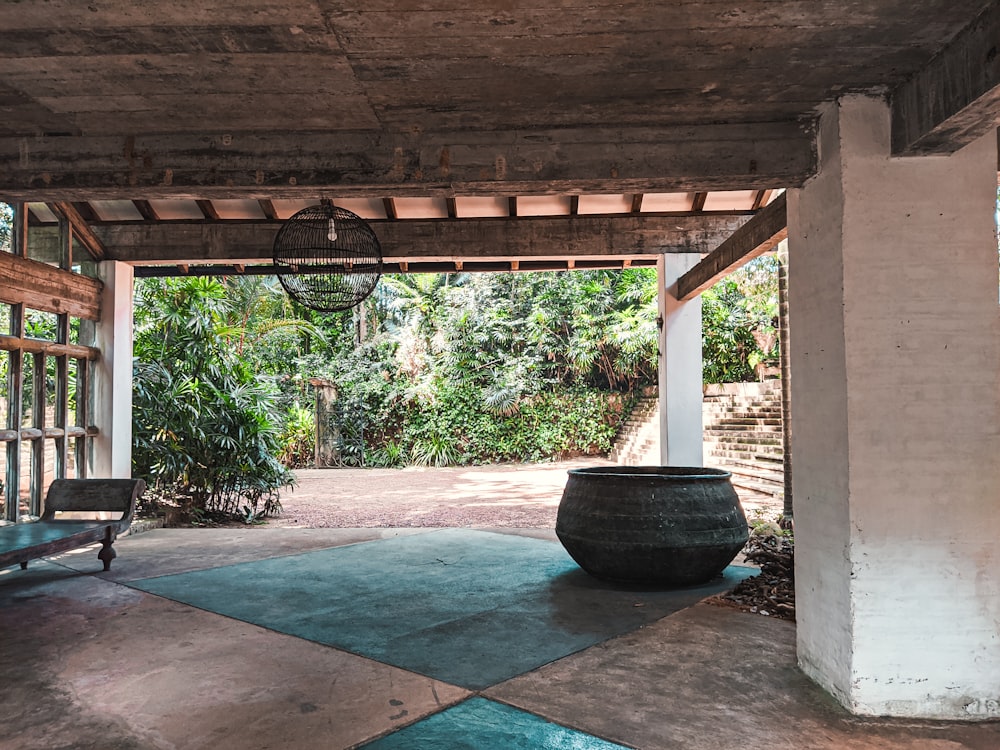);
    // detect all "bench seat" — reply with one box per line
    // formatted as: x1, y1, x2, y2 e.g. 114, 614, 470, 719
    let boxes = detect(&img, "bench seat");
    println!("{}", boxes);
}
0, 478, 146, 572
